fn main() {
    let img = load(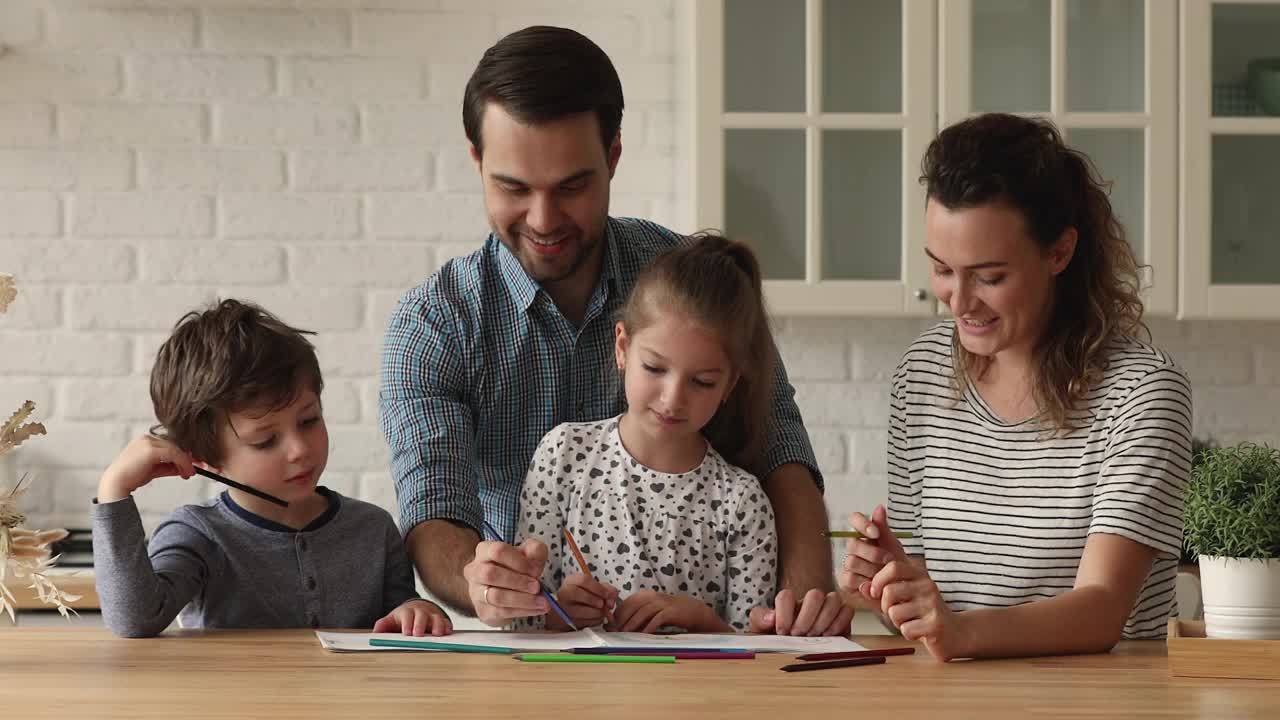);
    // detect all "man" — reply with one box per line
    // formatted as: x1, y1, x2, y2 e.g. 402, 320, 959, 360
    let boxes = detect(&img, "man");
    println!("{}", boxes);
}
380, 26, 850, 636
